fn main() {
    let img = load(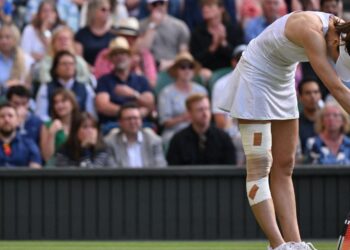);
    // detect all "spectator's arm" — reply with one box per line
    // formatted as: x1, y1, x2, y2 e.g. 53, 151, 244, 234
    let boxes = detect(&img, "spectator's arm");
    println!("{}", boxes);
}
95, 92, 121, 116
137, 26, 157, 51
135, 91, 155, 110
221, 132, 236, 165
166, 136, 181, 165
40, 120, 62, 162
35, 84, 50, 122
140, 49, 157, 88
85, 84, 97, 118
28, 139, 42, 168
213, 114, 227, 130
154, 142, 167, 167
